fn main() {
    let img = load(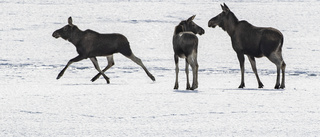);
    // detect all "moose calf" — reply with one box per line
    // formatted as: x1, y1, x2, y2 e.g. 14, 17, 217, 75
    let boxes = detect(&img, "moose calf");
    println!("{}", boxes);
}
52, 17, 155, 84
